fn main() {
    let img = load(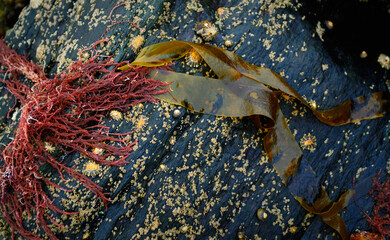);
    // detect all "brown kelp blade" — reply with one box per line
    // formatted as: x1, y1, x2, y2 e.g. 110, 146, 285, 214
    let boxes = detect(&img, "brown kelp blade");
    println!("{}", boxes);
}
131, 41, 388, 126
296, 188, 353, 240
314, 92, 388, 126
147, 69, 301, 182
149, 70, 278, 125
150, 70, 350, 239
130, 41, 389, 240
263, 108, 303, 182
